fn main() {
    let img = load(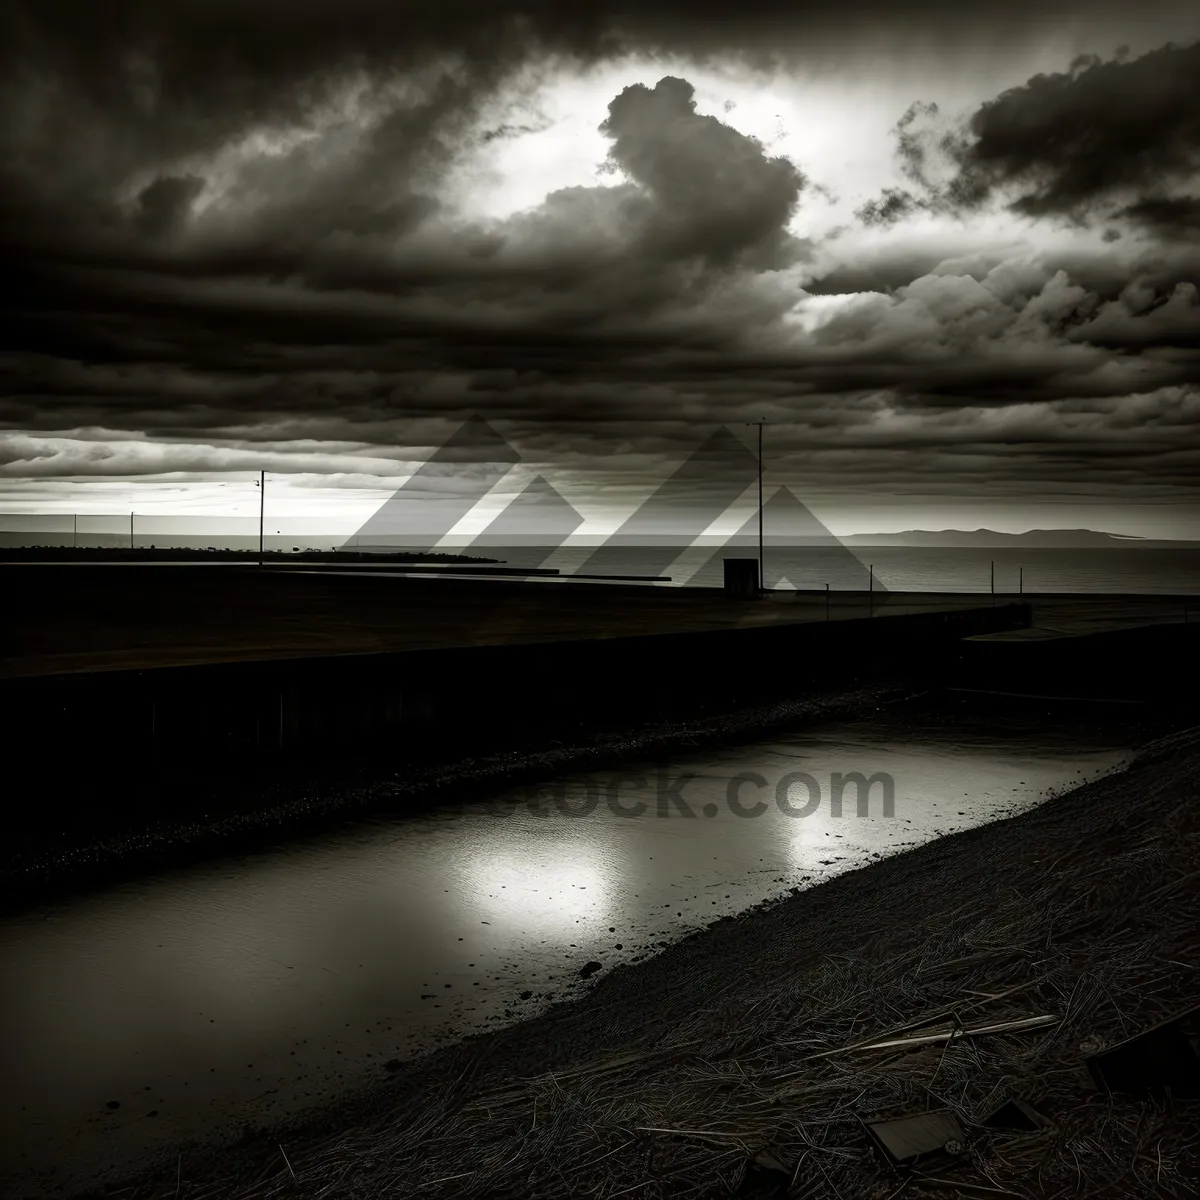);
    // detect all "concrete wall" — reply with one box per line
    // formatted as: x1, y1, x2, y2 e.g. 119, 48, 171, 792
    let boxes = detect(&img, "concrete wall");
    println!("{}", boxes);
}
2, 604, 1031, 773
